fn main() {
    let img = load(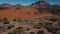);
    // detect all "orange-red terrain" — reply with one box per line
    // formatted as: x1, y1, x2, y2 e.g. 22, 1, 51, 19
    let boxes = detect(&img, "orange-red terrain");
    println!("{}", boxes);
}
0, 7, 57, 19
0, 7, 38, 19
0, 1, 60, 34
0, 6, 59, 20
